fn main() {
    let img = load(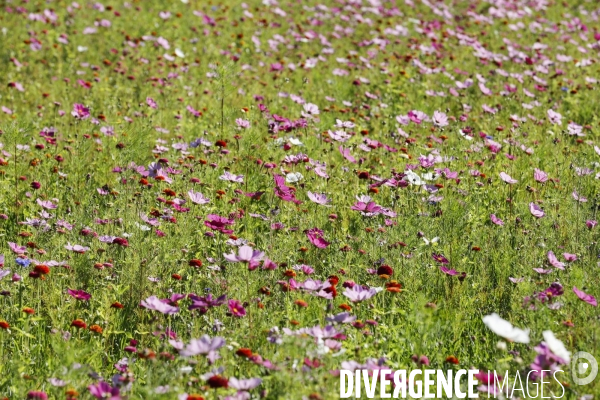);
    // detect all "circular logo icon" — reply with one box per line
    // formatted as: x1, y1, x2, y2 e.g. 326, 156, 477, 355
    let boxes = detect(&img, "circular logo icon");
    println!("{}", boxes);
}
571, 351, 598, 386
